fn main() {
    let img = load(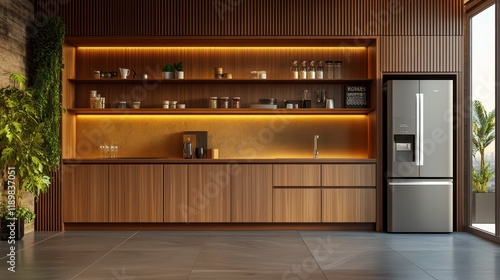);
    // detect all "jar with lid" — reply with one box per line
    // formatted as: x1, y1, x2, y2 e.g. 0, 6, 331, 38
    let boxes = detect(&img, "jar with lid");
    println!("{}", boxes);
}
89, 90, 98, 108
307, 60, 316, 79
232, 97, 241, 108
325, 61, 334, 79
219, 97, 229, 108
290, 60, 299, 79
299, 61, 307, 79
209, 97, 218, 108
334, 61, 342, 79
316, 61, 324, 79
